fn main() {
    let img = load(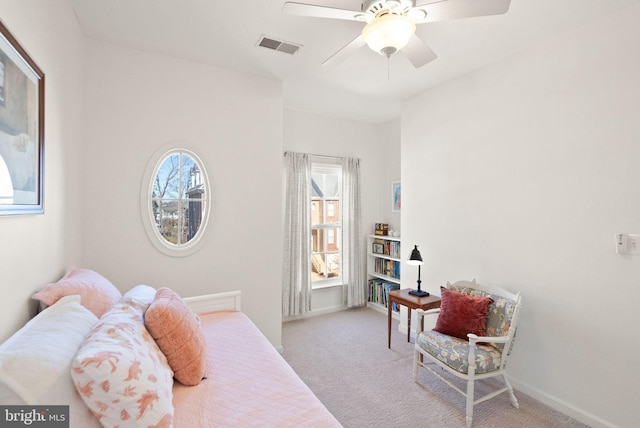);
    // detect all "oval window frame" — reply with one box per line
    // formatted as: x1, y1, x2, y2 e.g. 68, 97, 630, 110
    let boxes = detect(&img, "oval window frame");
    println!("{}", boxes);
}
140, 146, 211, 257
